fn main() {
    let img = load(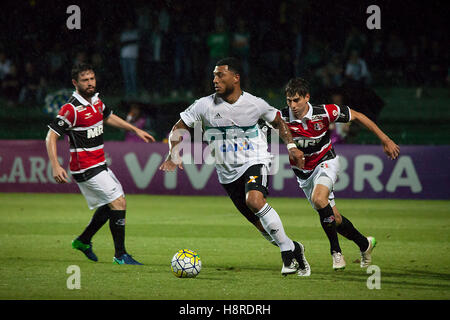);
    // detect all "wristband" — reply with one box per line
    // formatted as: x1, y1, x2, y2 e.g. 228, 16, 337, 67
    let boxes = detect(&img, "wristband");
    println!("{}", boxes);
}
287, 143, 297, 150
